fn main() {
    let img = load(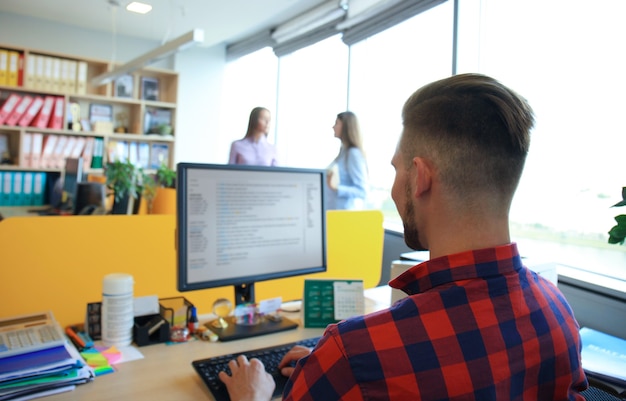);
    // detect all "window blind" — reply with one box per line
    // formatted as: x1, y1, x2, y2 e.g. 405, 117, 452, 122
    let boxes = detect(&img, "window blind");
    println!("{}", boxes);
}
341, 0, 447, 45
